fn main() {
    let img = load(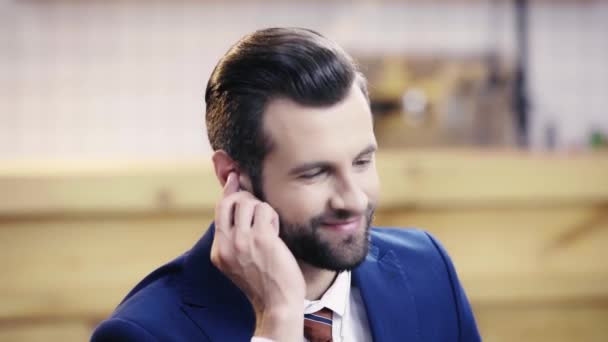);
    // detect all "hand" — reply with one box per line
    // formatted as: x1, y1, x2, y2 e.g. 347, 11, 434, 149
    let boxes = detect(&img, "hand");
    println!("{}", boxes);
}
210, 172, 305, 341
